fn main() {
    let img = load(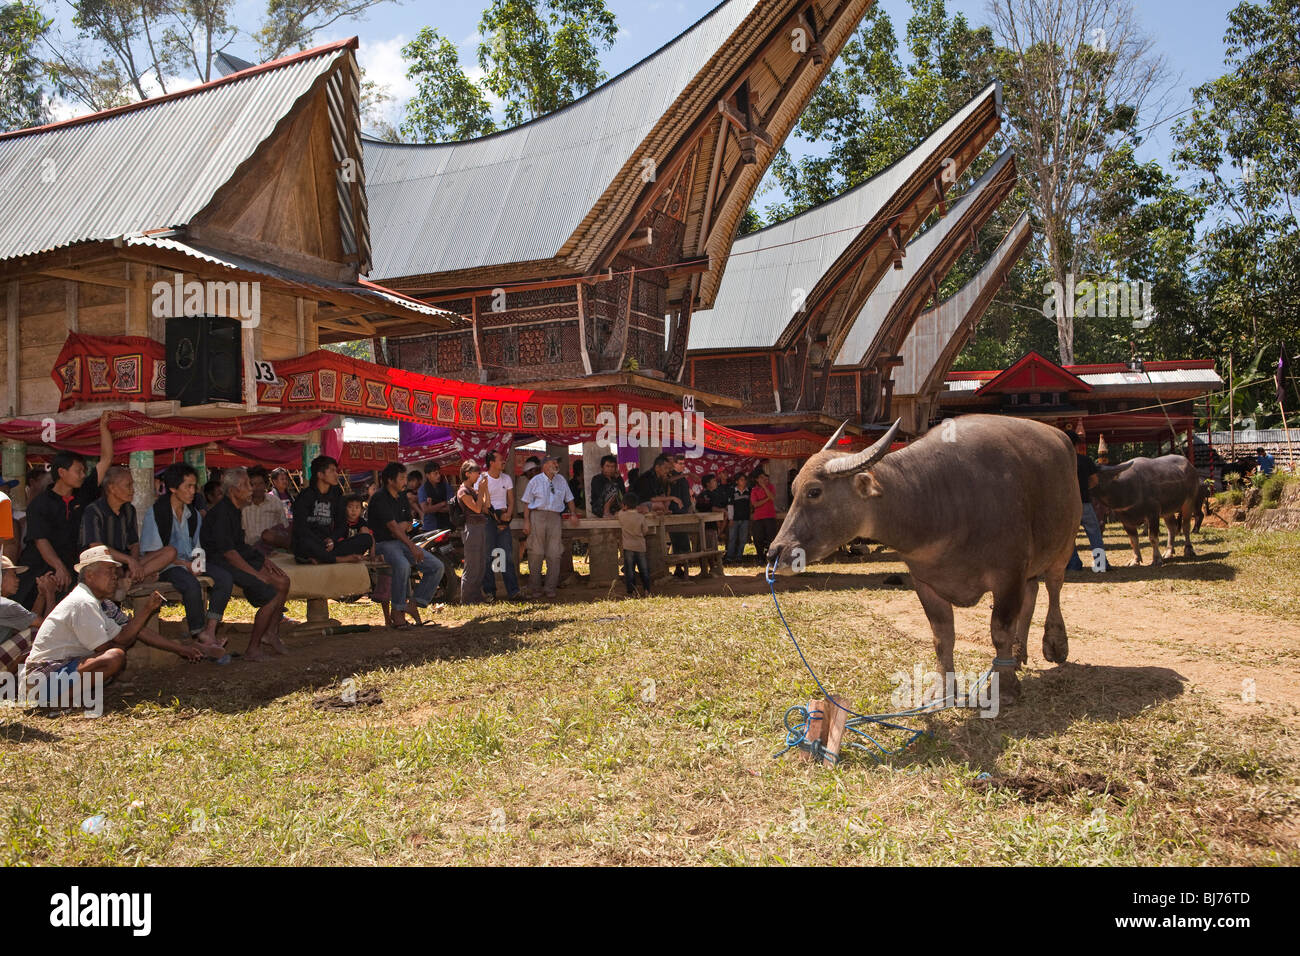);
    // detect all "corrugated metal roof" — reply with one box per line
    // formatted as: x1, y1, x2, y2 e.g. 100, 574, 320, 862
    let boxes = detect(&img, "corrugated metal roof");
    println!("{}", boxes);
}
1196, 430, 1290, 443
122, 236, 459, 323
893, 212, 1031, 396
364, 0, 762, 280
834, 149, 1013, 366
686, 82, 1001, 352
0, 47, 347, 263
944, 368, 1224, 392
1081, 370, 1223, 387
